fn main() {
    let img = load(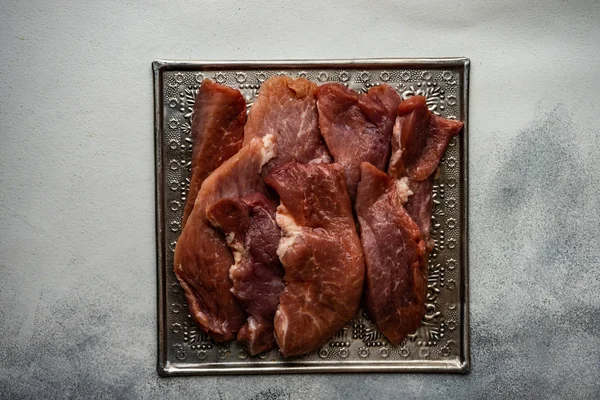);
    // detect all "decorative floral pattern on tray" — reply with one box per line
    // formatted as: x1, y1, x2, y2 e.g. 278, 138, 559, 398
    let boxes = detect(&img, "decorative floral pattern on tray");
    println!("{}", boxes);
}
156, 61, 468, 374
